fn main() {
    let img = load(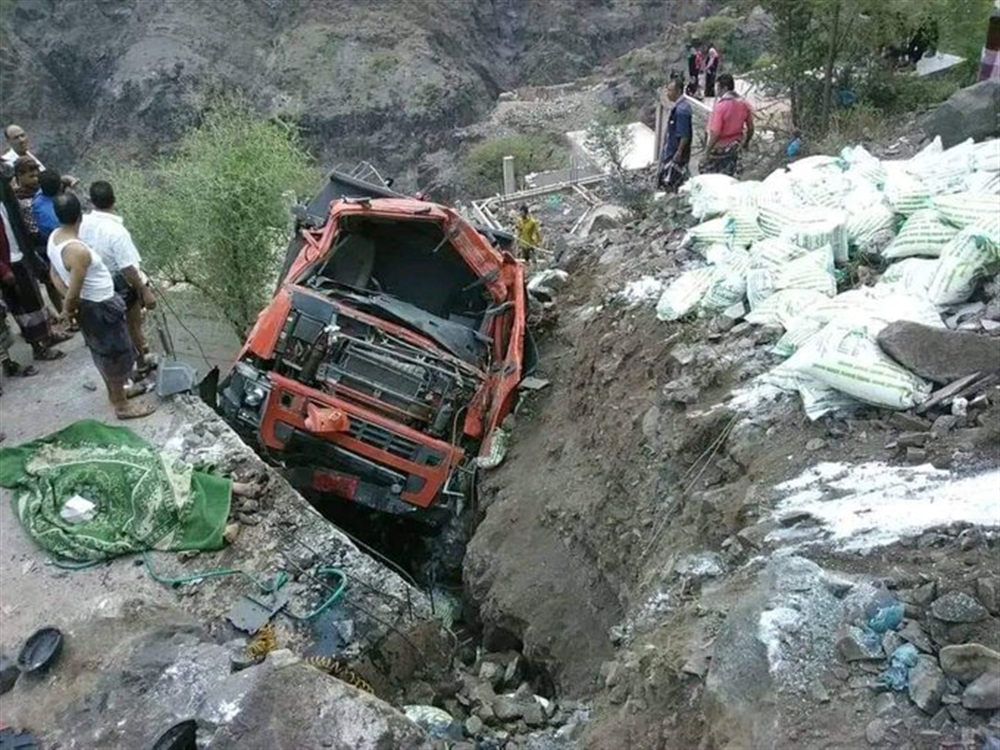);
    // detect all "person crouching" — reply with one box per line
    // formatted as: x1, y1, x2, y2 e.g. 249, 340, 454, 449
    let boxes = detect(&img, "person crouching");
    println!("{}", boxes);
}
47, 192, 156, 420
